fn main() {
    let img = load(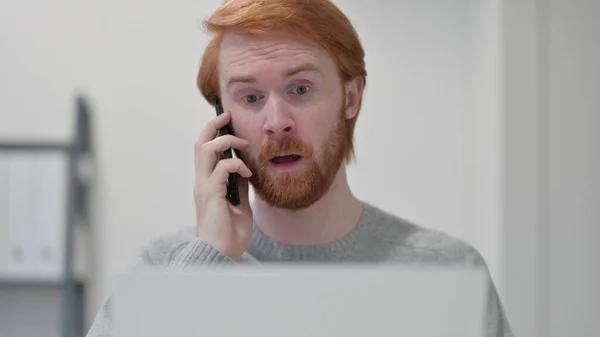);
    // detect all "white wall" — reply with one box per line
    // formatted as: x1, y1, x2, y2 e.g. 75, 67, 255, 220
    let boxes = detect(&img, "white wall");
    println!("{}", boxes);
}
502, 1, 546, 337
340, 0, 503, 290
545, 1, 600, 336
503, 1, 600, 337
0, 0, 507, 330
